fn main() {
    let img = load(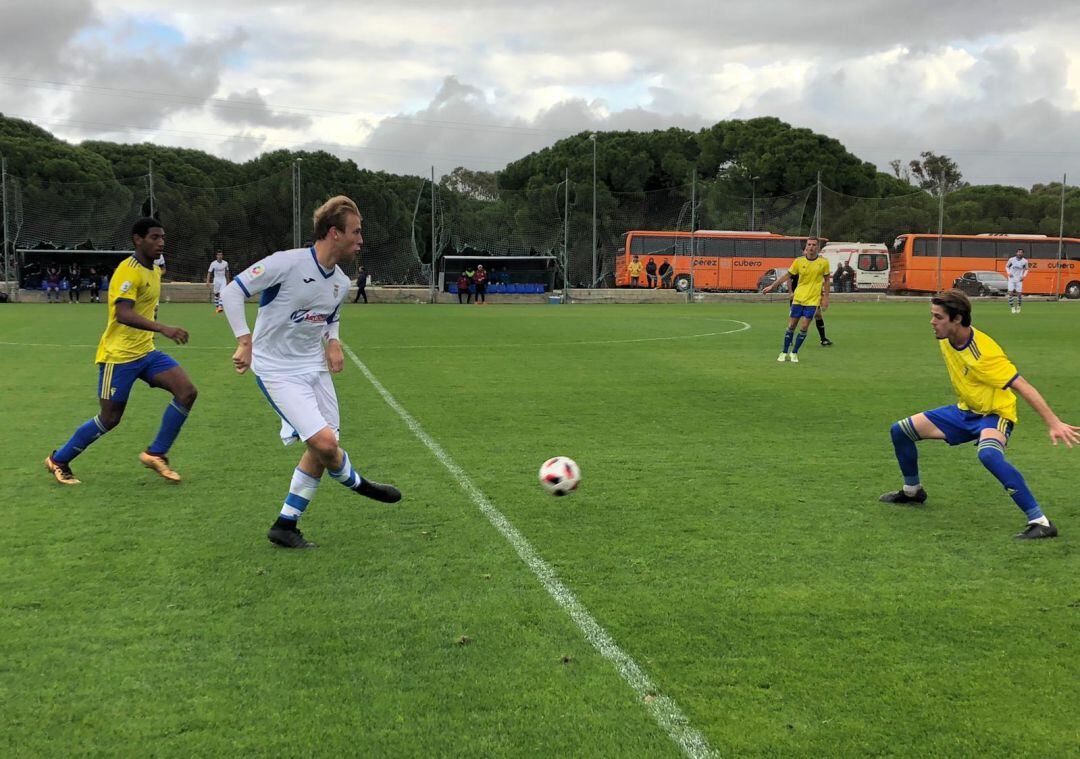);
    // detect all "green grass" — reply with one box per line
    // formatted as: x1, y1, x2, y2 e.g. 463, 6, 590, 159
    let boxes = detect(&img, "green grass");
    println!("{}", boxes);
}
2, 300, 1079, 757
